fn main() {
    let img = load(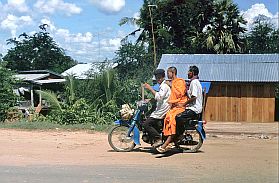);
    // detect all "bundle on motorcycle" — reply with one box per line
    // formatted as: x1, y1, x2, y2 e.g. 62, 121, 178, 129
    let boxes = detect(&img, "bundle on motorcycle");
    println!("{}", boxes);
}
108, 100, 206, 153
